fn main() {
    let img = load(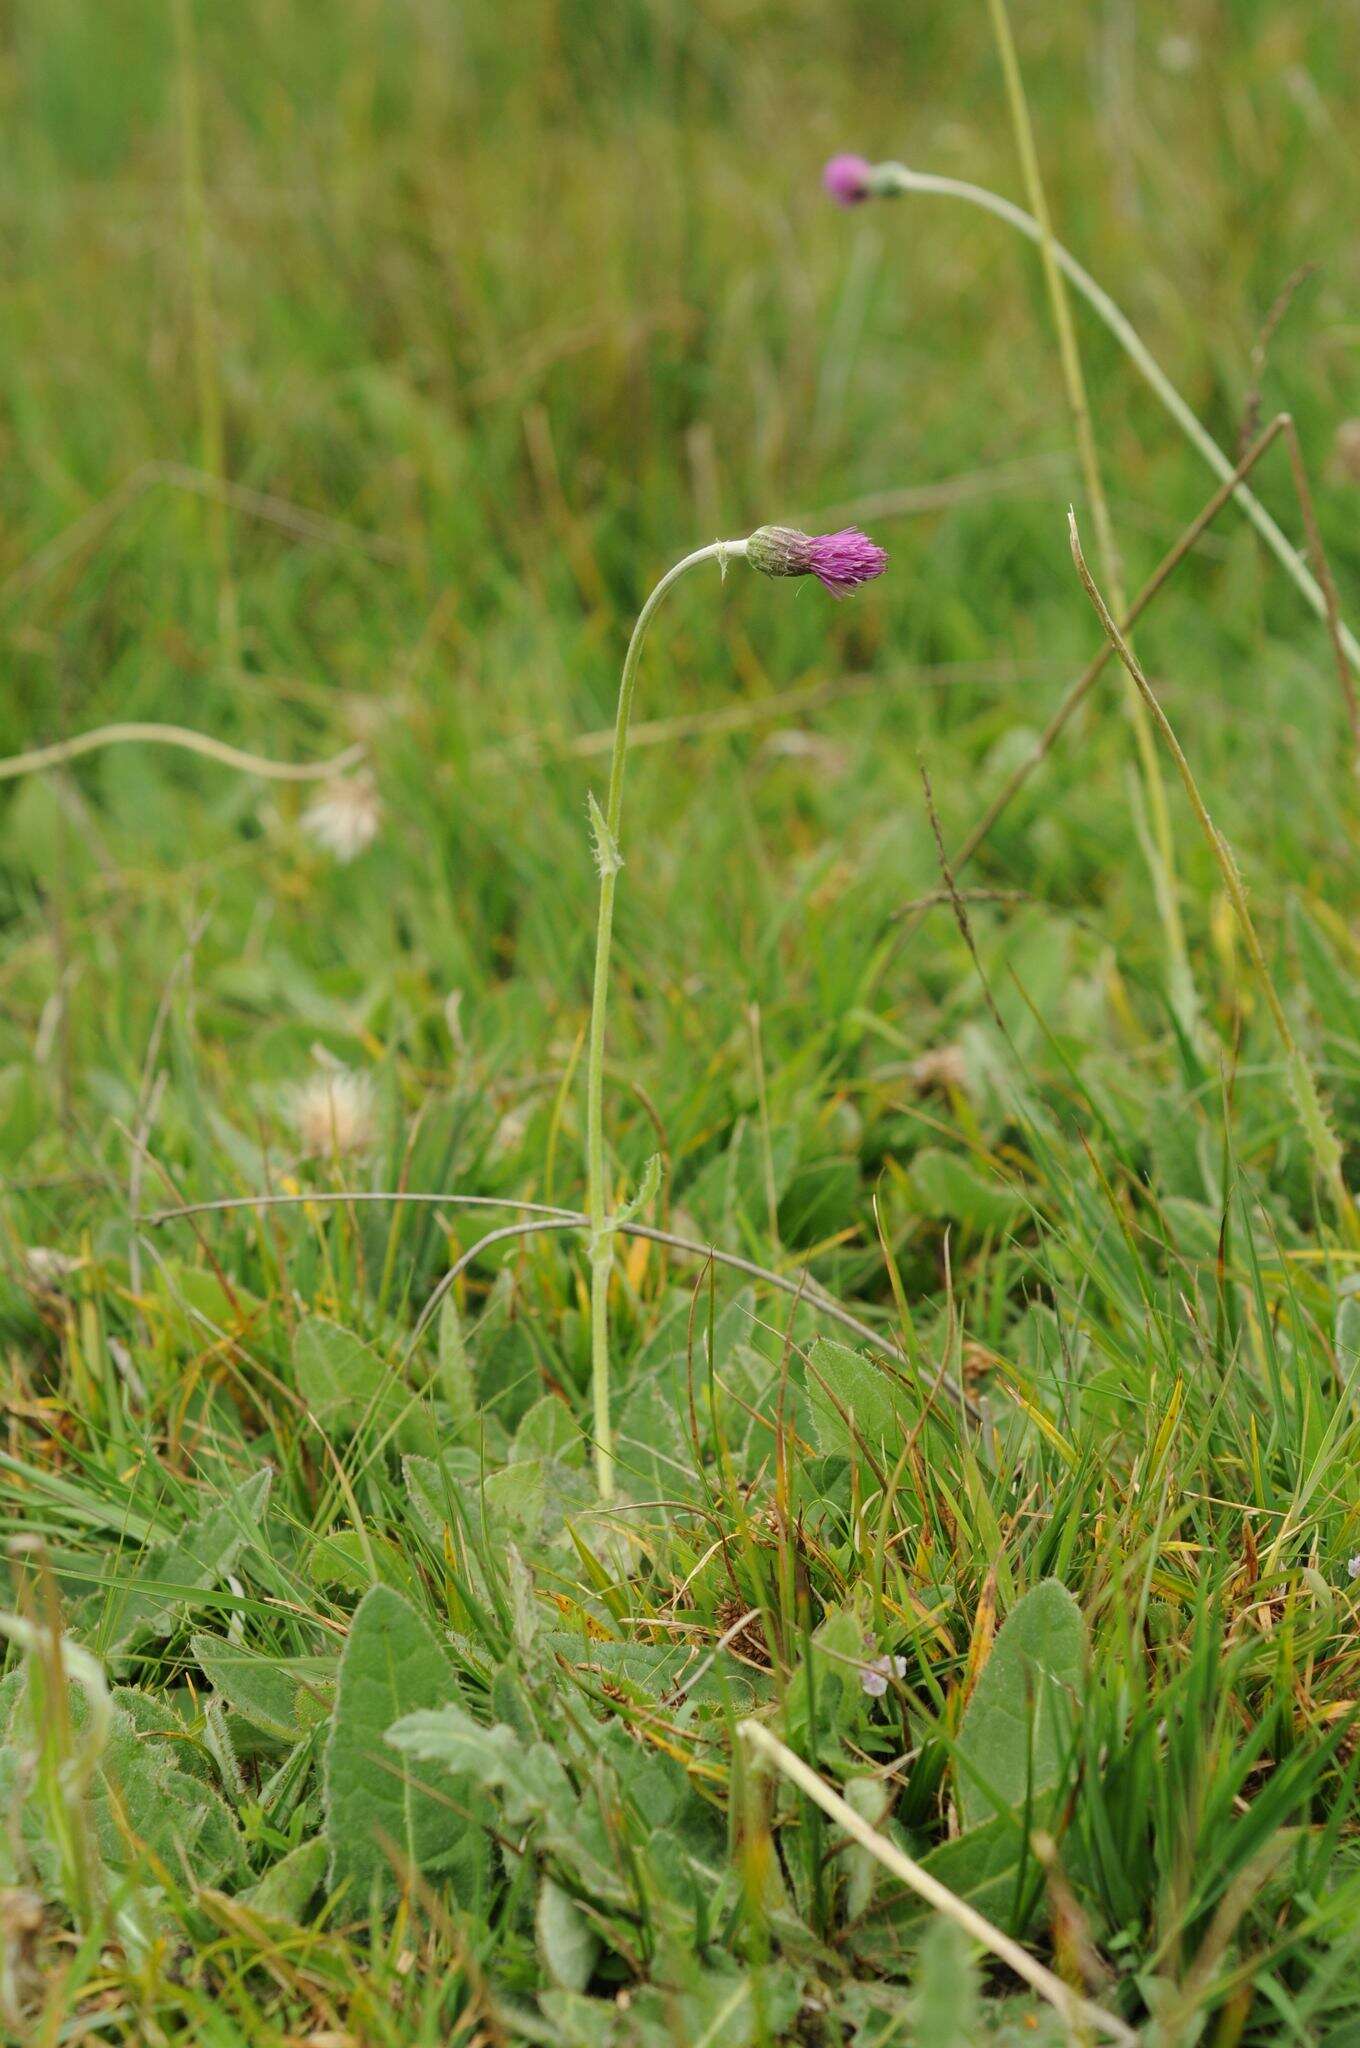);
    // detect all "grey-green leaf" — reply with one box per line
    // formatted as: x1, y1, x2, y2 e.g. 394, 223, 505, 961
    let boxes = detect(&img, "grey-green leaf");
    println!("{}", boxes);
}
536, 1873, 600, 1993
323, 1585, 485, 1908
240, 1836, 328, 1923
190, 1633, 333, 1743
295, 1314, 436, 1453
804, 1337, 911, 1460
955, 1578, 1086, 1830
